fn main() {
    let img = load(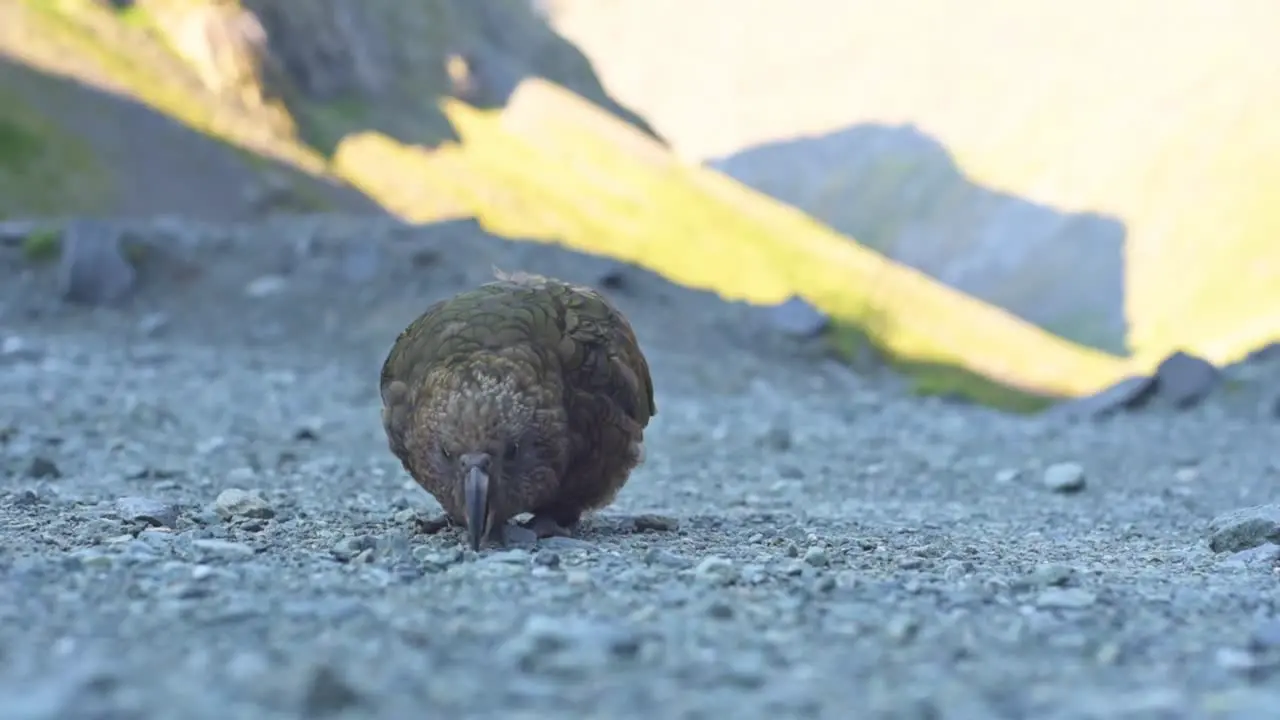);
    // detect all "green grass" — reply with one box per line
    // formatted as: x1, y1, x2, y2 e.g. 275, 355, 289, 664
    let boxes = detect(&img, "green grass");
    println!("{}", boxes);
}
20, 228, 60, 262
0, 115, 44, 168
0, 87, 112, 219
